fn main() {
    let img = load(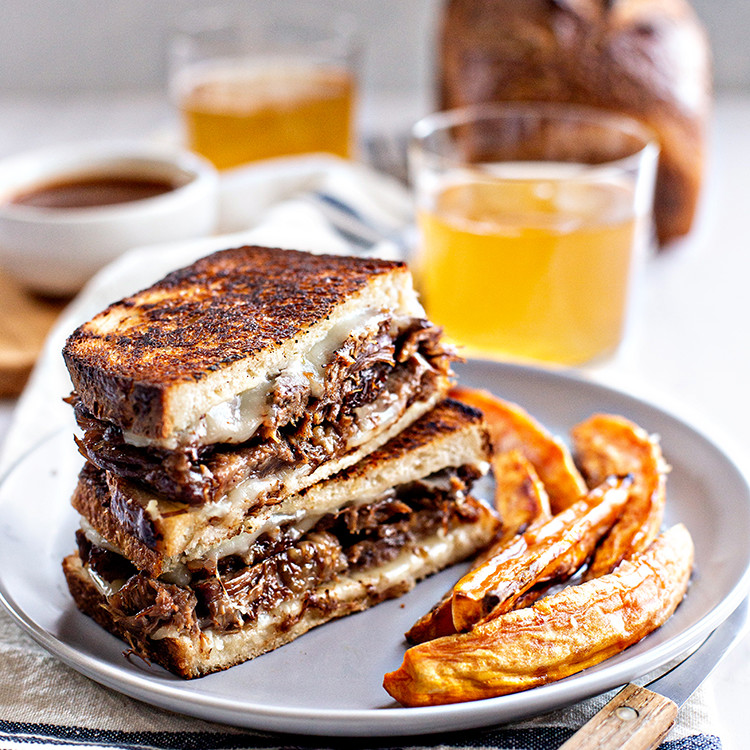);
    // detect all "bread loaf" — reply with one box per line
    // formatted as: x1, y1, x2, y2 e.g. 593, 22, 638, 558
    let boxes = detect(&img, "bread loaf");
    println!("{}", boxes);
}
438, 0, 711, 245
